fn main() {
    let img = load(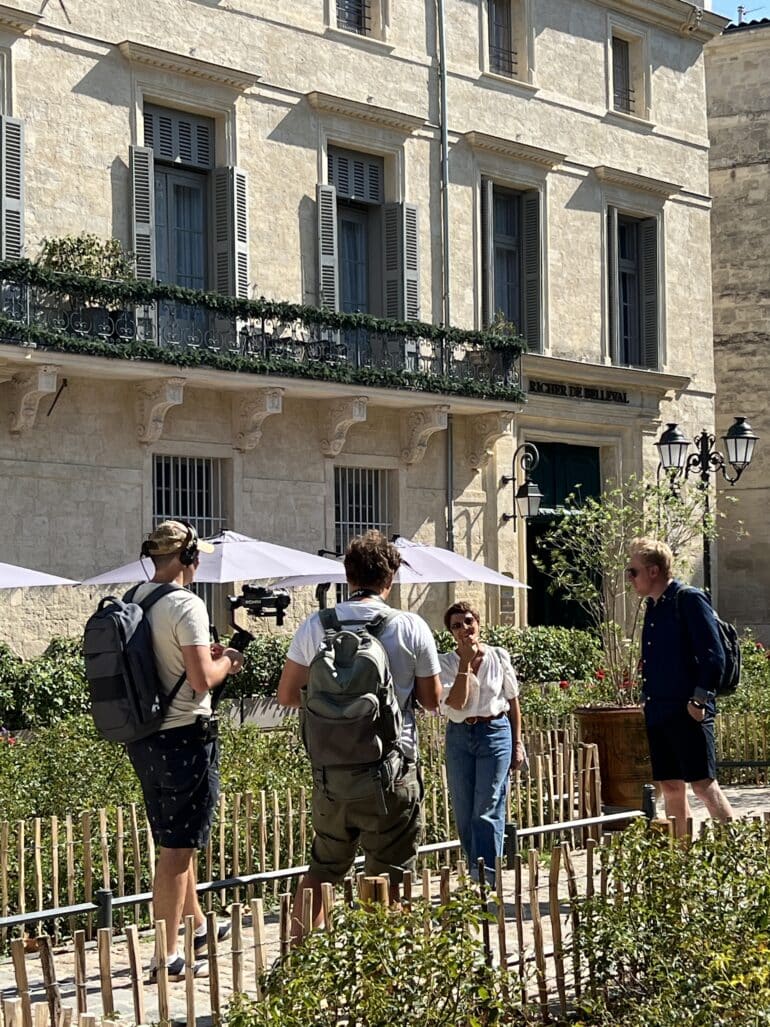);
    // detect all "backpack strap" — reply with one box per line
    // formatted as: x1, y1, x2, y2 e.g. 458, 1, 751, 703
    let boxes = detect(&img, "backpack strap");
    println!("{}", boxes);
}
124, 583, 188, 705
319, 608, 342, 633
